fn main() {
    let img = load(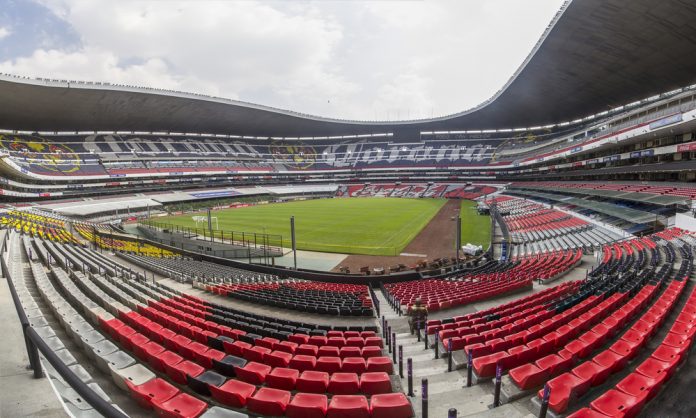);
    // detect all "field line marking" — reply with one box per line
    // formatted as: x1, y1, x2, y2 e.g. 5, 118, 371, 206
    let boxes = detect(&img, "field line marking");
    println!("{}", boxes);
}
377, 200, 445, 252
